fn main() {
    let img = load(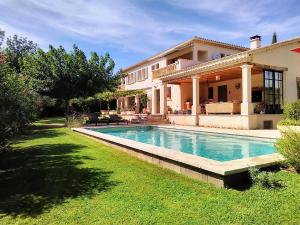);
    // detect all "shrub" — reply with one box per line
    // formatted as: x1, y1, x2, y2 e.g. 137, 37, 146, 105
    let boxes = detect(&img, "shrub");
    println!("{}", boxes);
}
0, 63, 37, 150
278, 119, 300, 126
276, 130, 300, 171
66, 113, 86, 128
249, 167, 283, 189
283, 100, 300, 121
